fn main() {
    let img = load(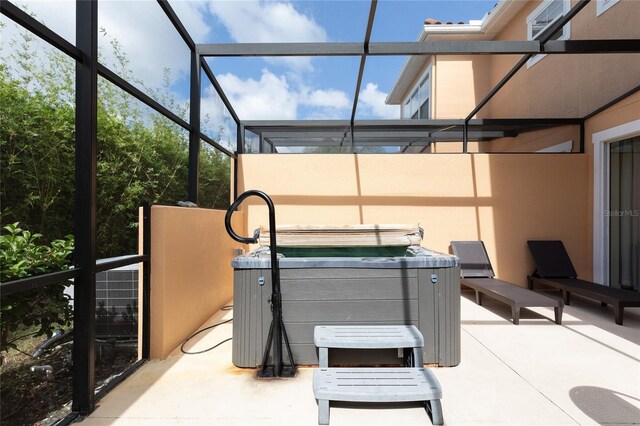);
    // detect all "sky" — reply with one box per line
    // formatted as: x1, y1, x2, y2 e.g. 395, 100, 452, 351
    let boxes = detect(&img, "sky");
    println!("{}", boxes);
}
1, 0, 496, 147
